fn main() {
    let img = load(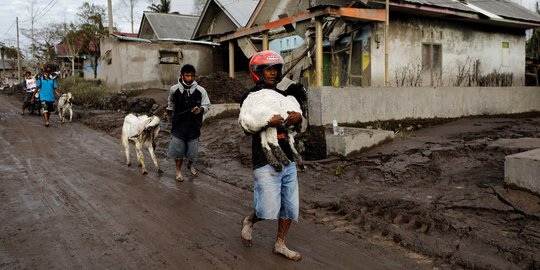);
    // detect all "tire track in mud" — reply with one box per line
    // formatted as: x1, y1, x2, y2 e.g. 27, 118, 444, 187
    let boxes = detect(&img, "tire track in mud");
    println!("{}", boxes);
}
300, 120, 540, 270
